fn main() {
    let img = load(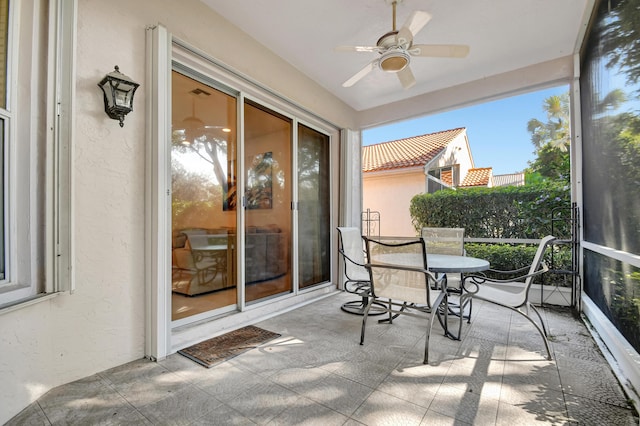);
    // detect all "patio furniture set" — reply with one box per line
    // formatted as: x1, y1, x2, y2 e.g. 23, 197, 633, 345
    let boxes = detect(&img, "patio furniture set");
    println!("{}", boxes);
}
337, 226, 556, 364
